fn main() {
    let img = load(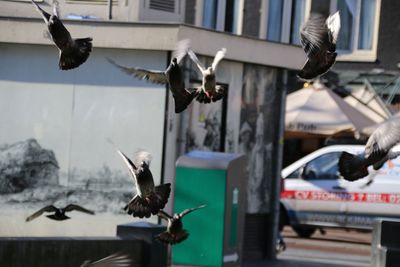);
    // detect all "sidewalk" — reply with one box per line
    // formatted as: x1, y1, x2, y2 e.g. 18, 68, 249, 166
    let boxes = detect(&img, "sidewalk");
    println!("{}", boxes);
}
243, 259, 353, 267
